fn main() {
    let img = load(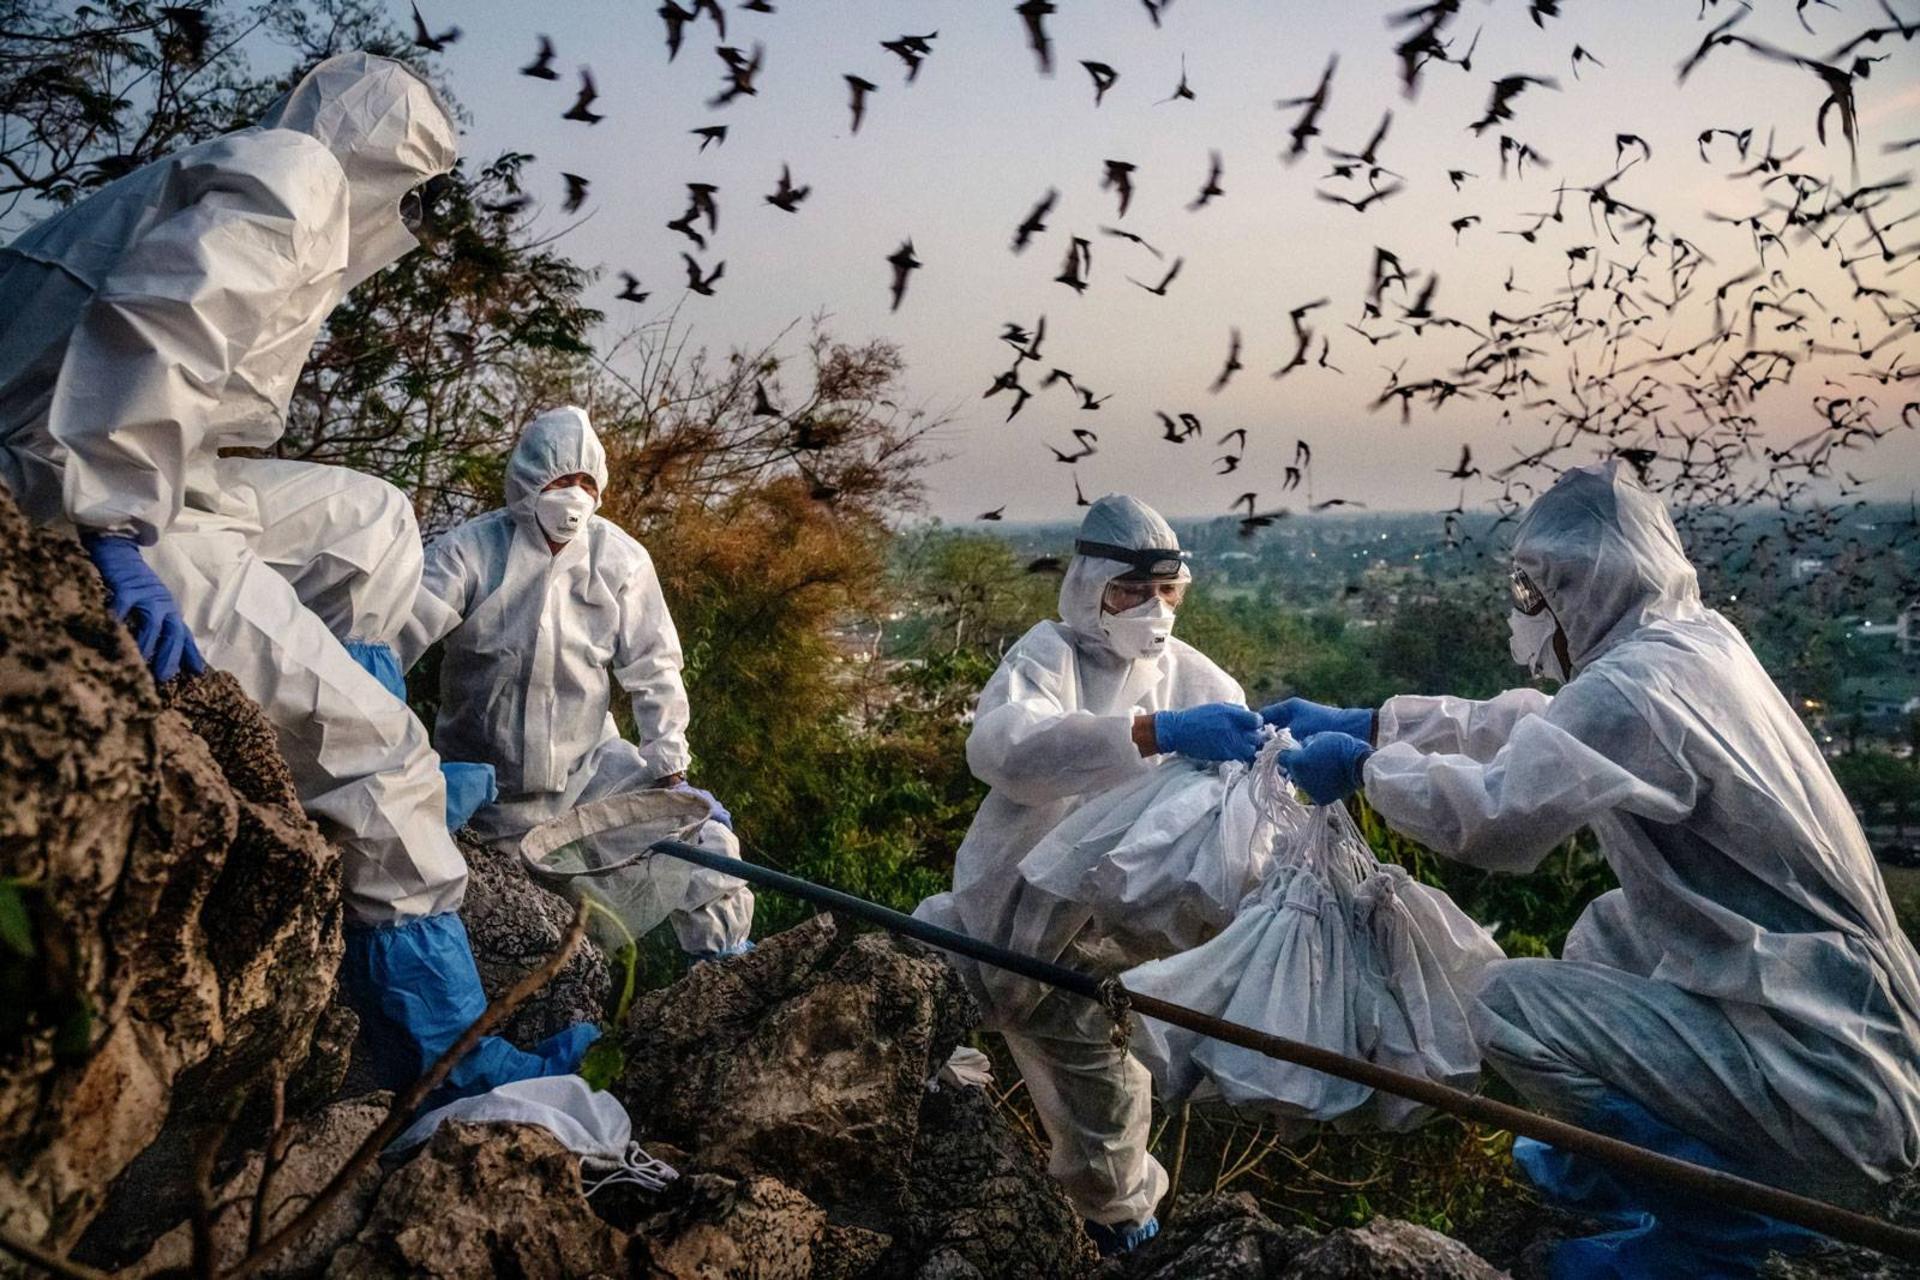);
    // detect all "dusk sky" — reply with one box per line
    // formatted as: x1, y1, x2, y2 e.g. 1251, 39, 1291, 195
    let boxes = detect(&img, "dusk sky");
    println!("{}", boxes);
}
404, 0, 1918, 523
